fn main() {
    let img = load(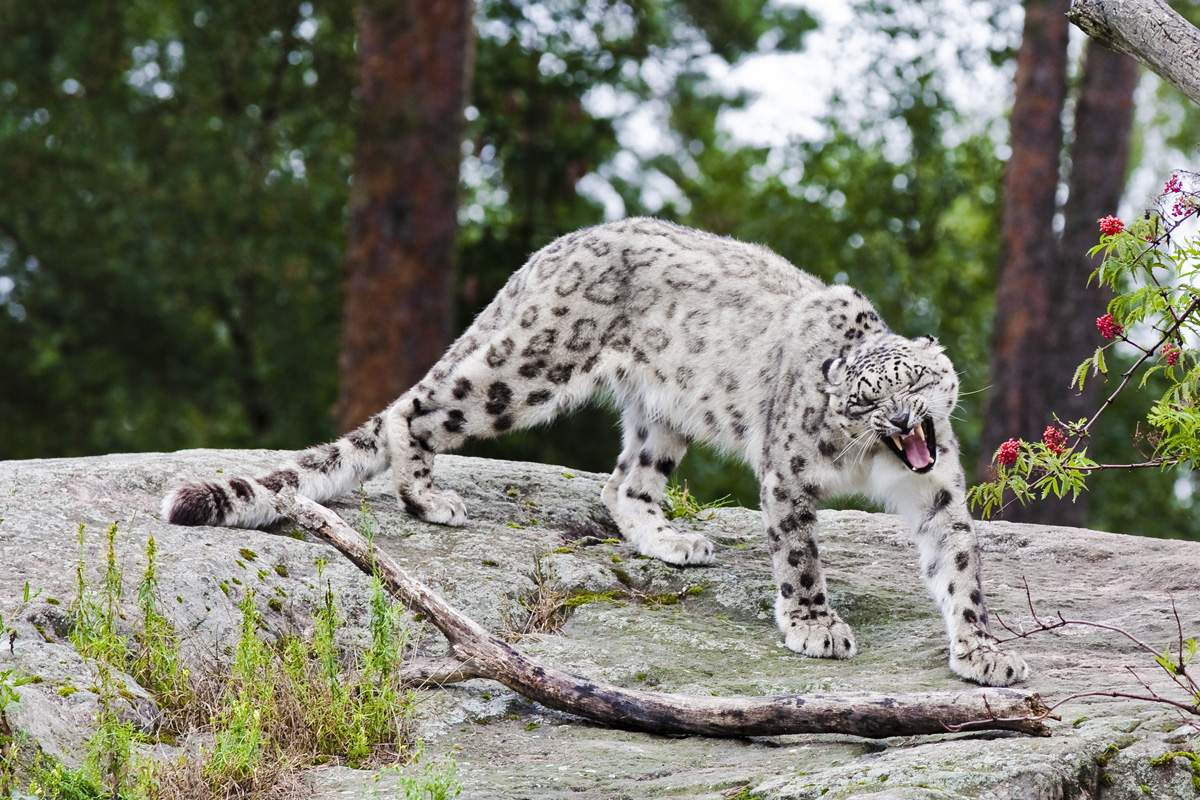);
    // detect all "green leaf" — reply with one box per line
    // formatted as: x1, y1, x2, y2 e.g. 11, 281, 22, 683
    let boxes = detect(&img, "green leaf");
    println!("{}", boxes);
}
1072, 357, 1093, 390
